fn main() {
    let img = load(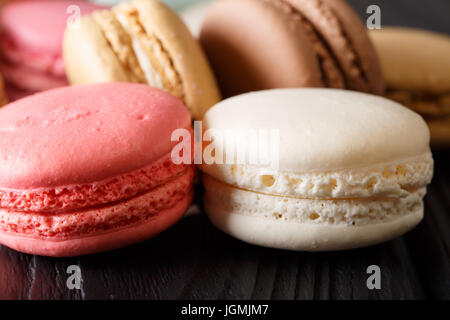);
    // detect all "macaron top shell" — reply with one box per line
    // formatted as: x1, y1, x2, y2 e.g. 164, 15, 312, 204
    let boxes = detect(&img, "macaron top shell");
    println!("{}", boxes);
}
0, 0, 102, 55
0, 83, 191, 189
370, 27, 450, 95
202, 89, 430, 172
